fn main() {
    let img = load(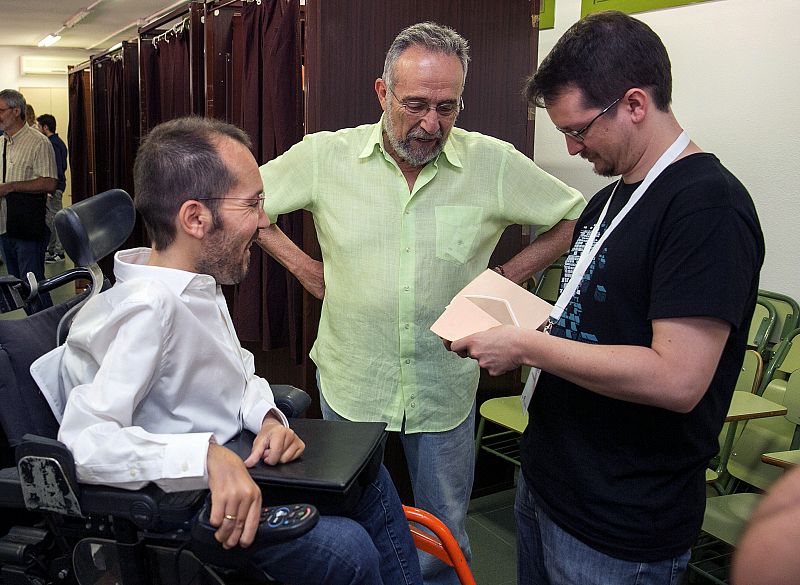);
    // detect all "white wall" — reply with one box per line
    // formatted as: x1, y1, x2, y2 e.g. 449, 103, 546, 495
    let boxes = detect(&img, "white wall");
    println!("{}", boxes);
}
0, 46, 91, 90
533, 0, 800, 301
